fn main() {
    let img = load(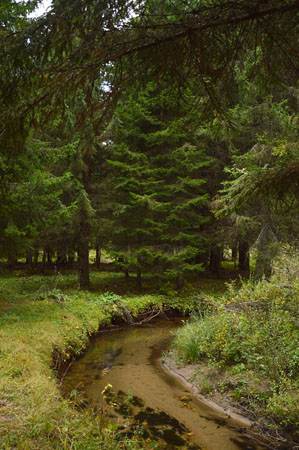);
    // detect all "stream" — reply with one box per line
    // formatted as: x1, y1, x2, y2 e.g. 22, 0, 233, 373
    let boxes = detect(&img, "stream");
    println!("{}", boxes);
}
62, 319, 263, 449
